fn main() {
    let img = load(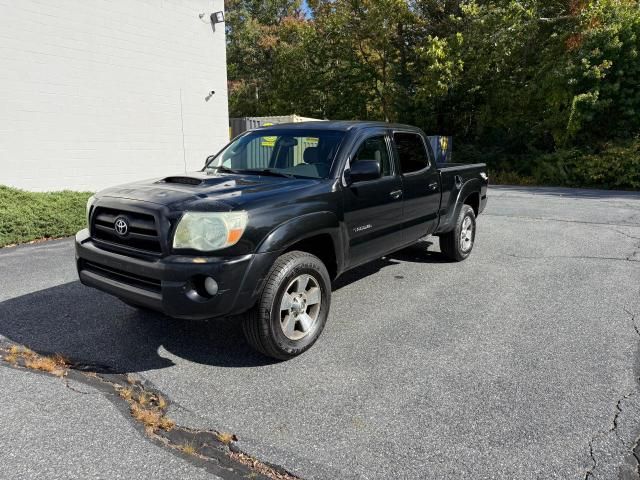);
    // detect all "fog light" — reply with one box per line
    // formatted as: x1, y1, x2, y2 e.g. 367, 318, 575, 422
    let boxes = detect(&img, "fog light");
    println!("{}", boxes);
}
204, 277, 218, 296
